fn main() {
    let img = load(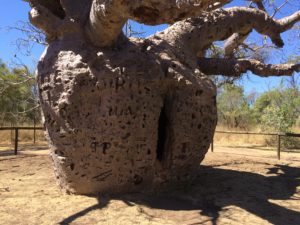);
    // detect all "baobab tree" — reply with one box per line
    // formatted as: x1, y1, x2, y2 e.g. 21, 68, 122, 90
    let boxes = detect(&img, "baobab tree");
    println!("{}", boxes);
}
27, 0, 300, 195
